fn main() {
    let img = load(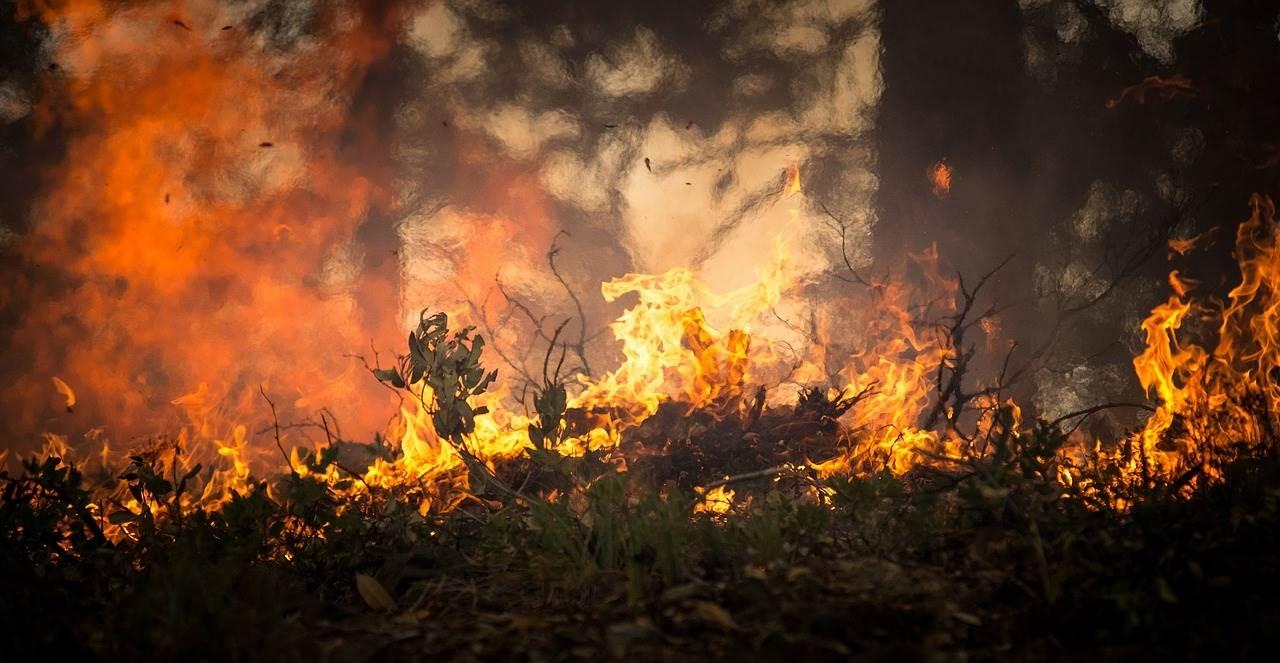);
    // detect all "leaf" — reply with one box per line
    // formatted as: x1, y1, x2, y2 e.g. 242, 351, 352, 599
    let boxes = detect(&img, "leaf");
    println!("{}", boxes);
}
373, 368, 406, 389
686, 600, 737, 630
408, 332, 426, 365
1155, 577, 1178, 603
108, 510, 139, 524
356, 573, 397, 612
